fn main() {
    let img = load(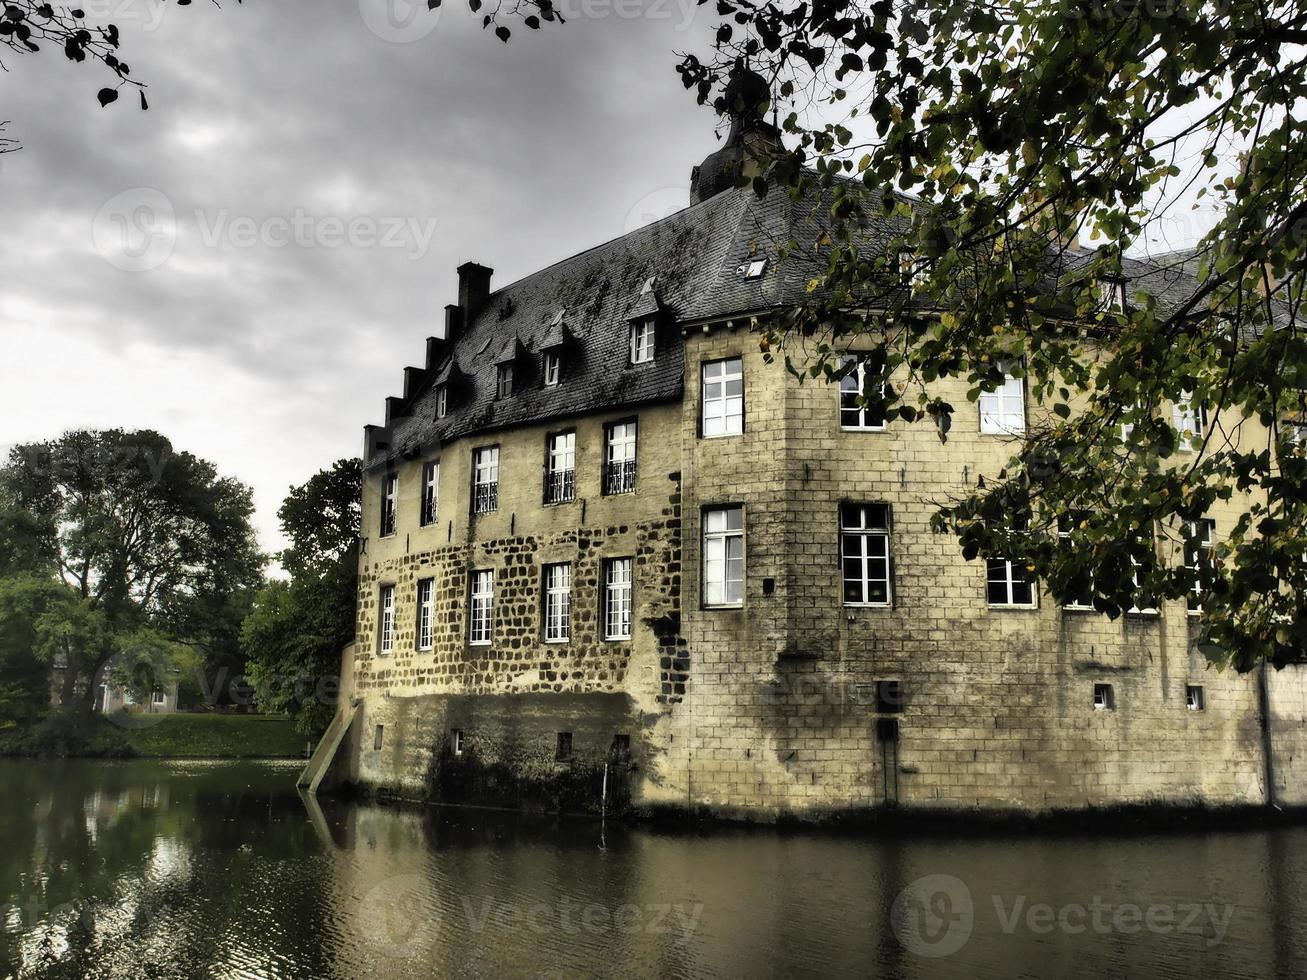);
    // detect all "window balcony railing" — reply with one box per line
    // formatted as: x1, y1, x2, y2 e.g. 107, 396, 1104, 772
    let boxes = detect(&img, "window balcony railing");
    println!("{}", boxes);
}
545, 469, 575, 504
473, 481, 498, 514
604, 459, 636, 495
